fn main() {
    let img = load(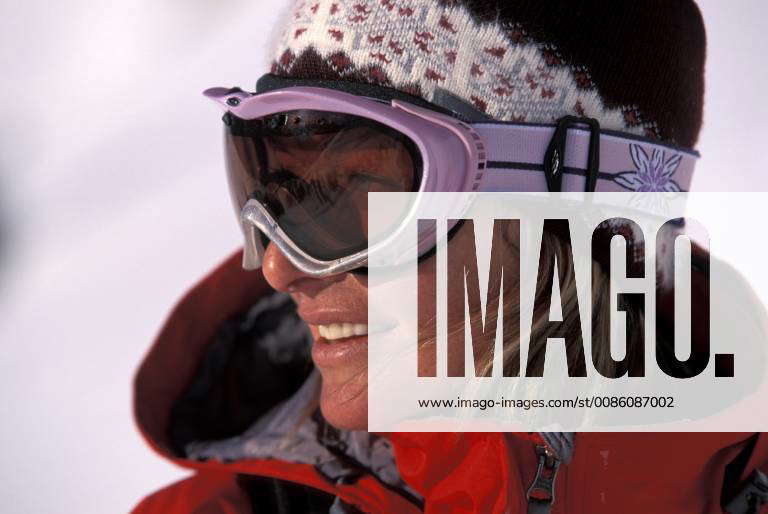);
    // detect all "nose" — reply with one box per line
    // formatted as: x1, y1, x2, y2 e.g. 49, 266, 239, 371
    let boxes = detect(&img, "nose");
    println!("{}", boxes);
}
260, 241, 343, 296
